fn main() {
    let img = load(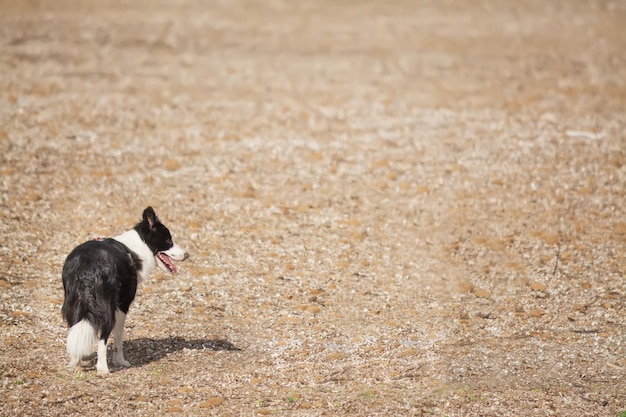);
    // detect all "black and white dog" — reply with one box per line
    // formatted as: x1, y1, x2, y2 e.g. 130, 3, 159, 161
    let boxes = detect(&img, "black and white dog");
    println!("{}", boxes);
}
61, 207, 188, 374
